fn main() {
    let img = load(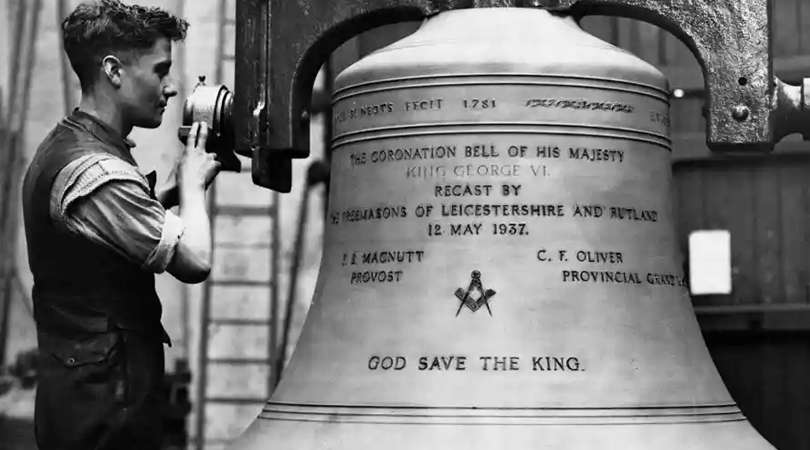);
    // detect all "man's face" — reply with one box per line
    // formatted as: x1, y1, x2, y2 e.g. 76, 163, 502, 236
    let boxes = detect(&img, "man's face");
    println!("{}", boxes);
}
117, 37, 177, 129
